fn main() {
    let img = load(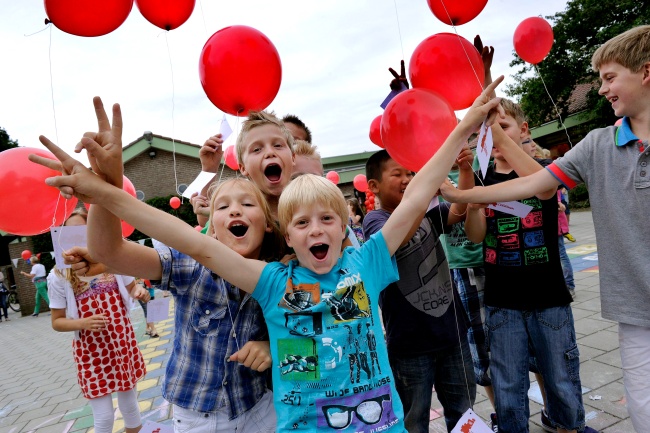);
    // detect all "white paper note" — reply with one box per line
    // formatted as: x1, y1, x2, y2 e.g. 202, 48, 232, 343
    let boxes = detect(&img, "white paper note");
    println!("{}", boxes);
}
476, 121, 493, 179
50, 225, 88, 269
146, 296, 171, 322
182, 171, 217, 199
488, 201, 533, 218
